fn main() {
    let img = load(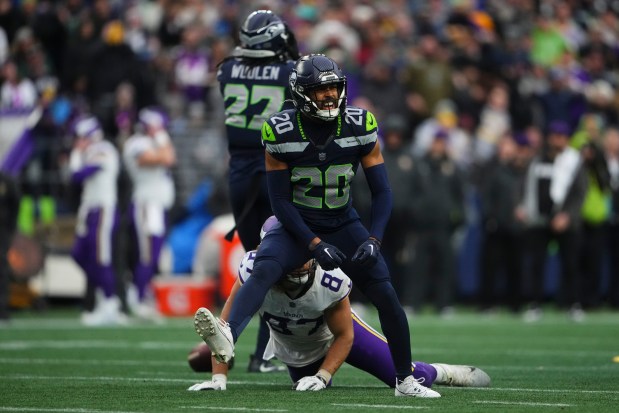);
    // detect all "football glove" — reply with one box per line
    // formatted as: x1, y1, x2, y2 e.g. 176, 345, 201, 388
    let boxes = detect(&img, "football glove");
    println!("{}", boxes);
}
351, 238, 381, 267
293, 375, 327, 391
187, 374, 227, 391
310, 241, 346, 271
